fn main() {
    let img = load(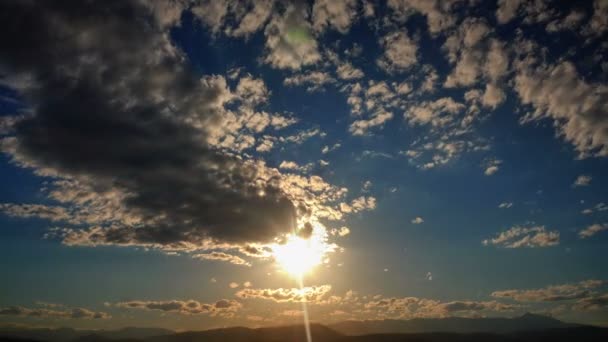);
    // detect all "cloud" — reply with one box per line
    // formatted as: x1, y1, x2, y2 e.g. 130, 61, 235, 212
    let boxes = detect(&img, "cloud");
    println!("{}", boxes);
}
498, 202, 513, 209
114, 299, 241, 316
377, 31, 418, 73
0, 1, 370, 258
226, 0, 276, 38
579, 223, 608, 239
283, 71, 335, 92
229, 282, 240, 289
336, 62, 364, 80
483, 225, 560, 248
573, 175, 592, 187
514, 59, 608, 158
192, 252, 251, 267
0, 306, 110, 320
263, 3, 321, 70
330, 226, 351, 237
491, 280, 607, 302
412, 217, 424, 224
236, 285, 332, 303
387, 0, 466, 34
363, 296, 518, 319
581, 202, 608, 215
312, 0, 358, 34
495, 0, 525, 24
0, 1, 309, 251
340, 196, 377, 214
484, 159, 502, 176
405, 97, 465, 127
